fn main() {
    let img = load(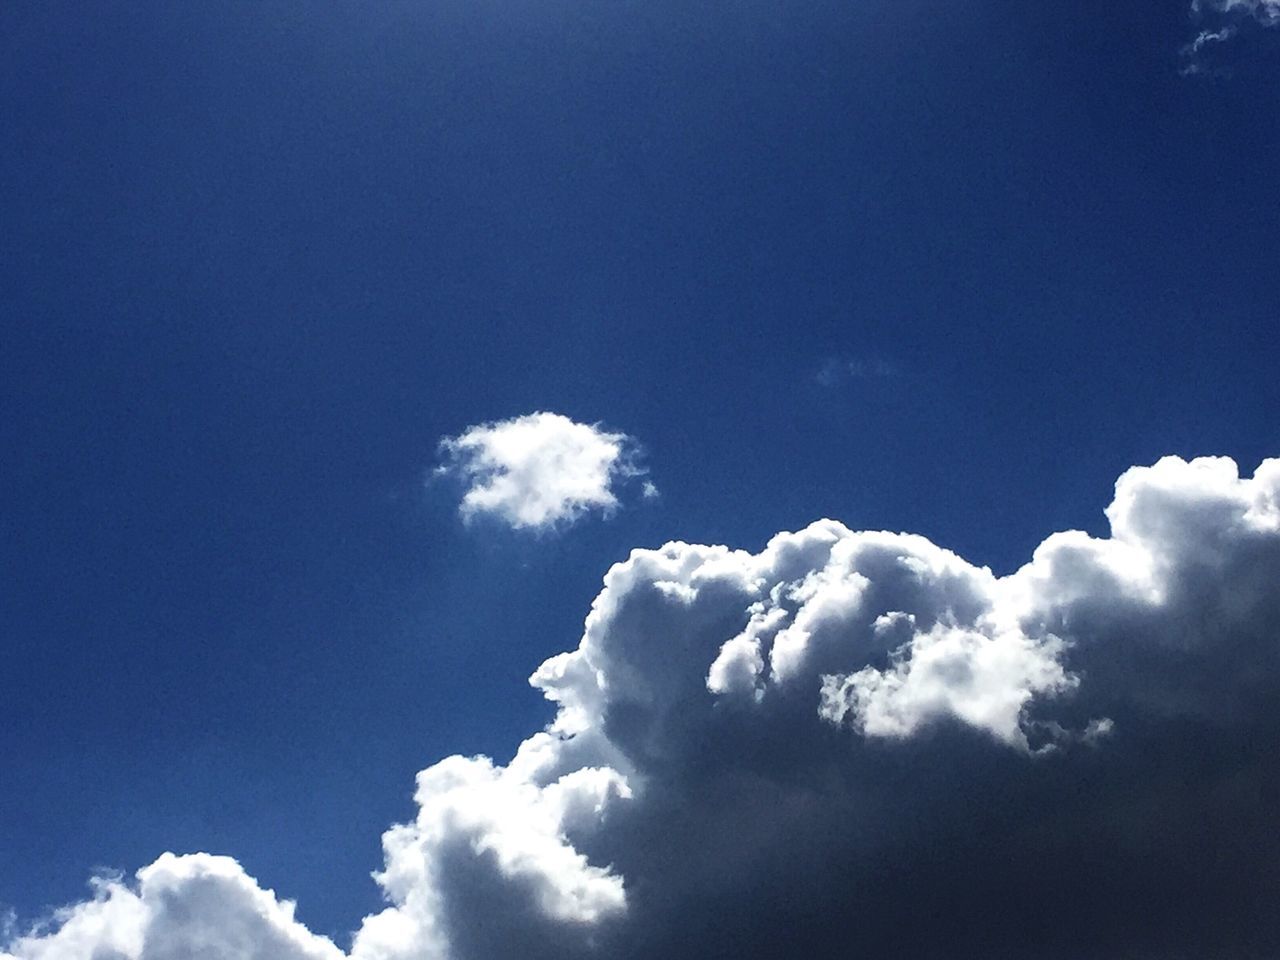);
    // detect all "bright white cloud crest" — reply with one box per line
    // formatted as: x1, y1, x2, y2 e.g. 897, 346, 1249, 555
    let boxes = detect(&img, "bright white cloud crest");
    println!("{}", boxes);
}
436, 412, 649, 530
0, 854, 343, 960
8, 455, 1280, 959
